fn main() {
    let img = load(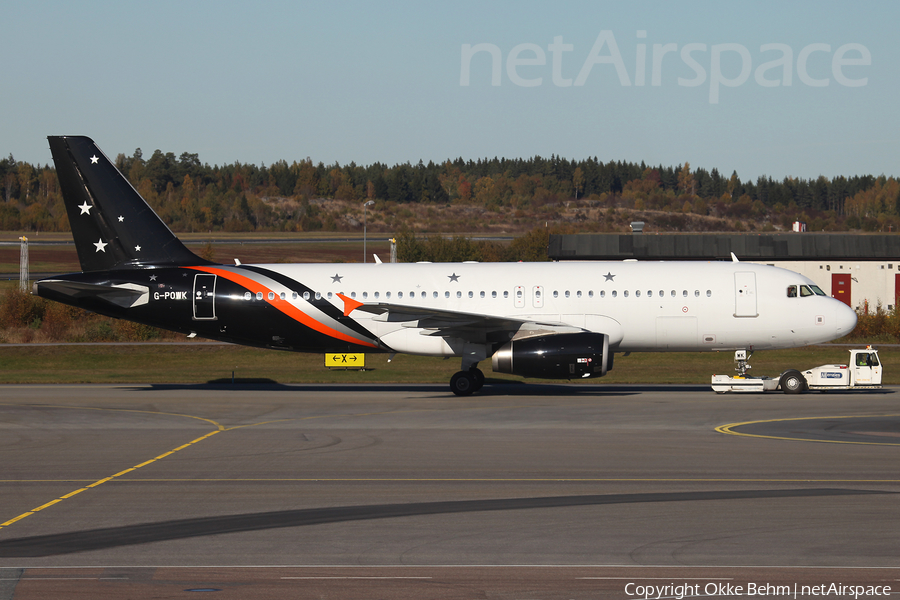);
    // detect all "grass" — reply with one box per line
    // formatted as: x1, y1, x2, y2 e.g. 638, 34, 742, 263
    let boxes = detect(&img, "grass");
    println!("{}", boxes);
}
0, 343, 895, 385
